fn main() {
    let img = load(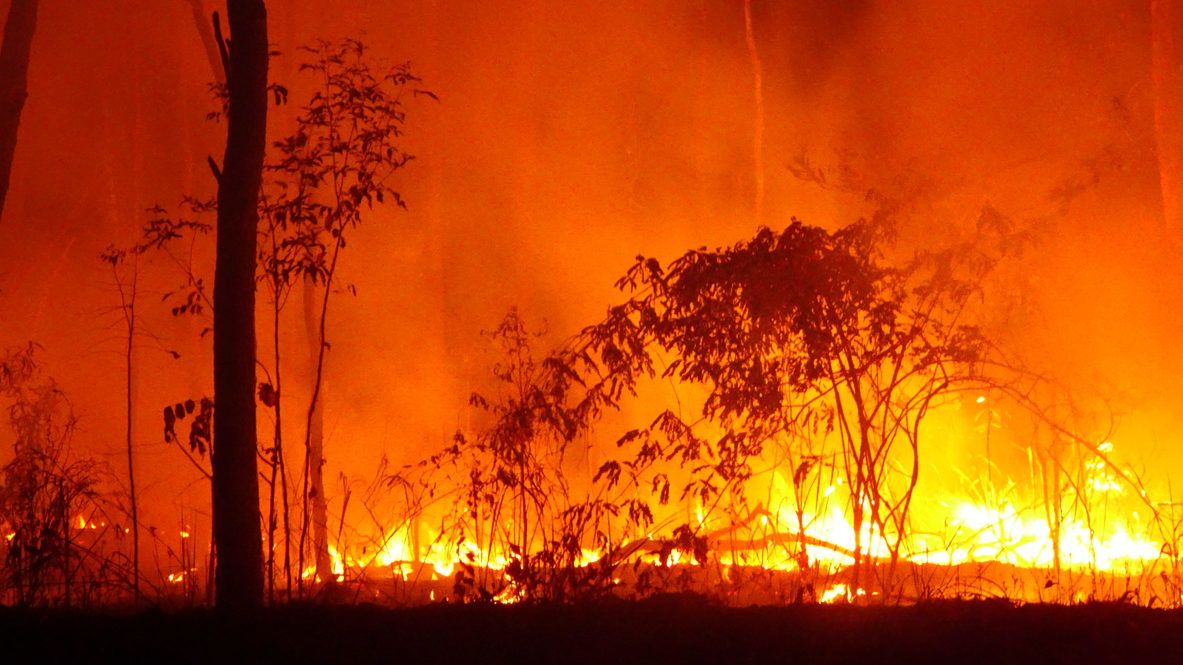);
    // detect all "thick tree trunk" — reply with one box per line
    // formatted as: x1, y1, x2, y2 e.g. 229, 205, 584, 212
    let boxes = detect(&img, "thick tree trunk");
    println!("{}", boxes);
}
0, 0, 37, 225
1153, 0, 1183, 233
212, 0, 268, 611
